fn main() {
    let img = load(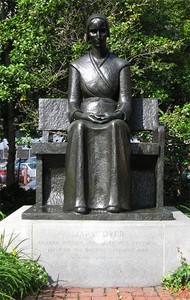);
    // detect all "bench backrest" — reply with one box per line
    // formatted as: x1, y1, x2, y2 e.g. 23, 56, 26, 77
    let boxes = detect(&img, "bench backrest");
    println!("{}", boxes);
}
38, 98, 158, 132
